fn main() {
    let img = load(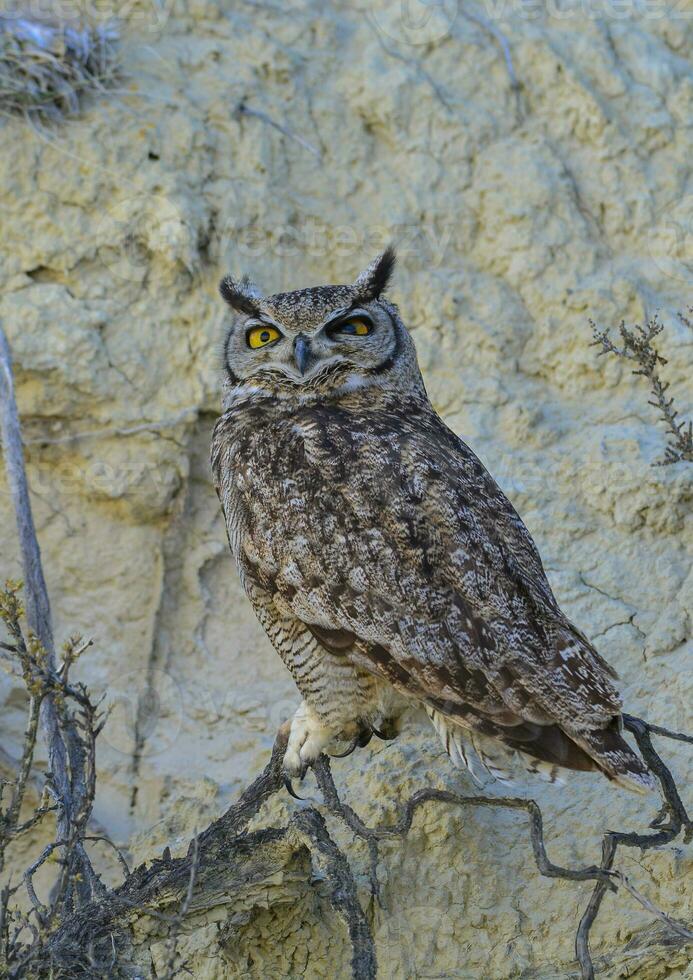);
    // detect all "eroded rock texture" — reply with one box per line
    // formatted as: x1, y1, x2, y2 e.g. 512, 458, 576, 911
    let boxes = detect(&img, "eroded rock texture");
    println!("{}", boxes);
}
0, 2, 690, 976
